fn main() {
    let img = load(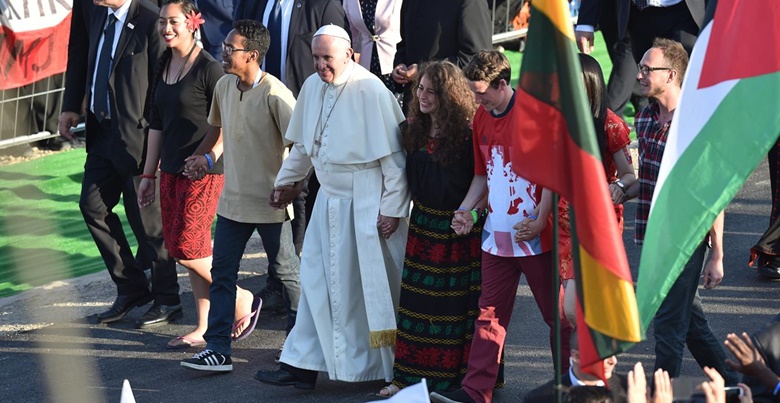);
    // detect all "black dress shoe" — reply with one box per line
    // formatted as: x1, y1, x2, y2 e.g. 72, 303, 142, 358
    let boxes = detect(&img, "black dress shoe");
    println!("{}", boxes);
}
254, 368, 315, 390
258, 287, 287, 315
759, 265, 780, 281
97, 292, 153, 324
135, 304, 183, 329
